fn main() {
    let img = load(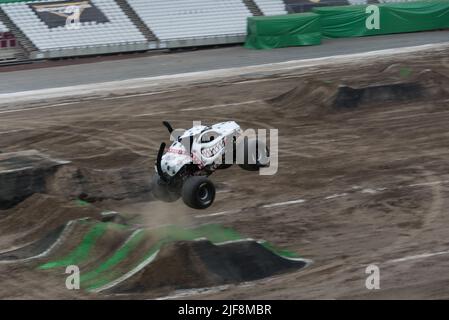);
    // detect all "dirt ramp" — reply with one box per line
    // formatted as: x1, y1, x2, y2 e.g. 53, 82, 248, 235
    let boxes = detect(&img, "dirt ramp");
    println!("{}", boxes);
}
333, 70, 449, 109
0, 150, 70, 209
0, 225, 65, 262
0, 148, 152, 206
270, 69, 449, 115
0, 194, 102, 250
113, 240, 306, 293
47, 159, 153, 203
414, 69, 449, 98
197, 240, 306, 282
332, 82, 425, 109
269, 79, 338, 116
